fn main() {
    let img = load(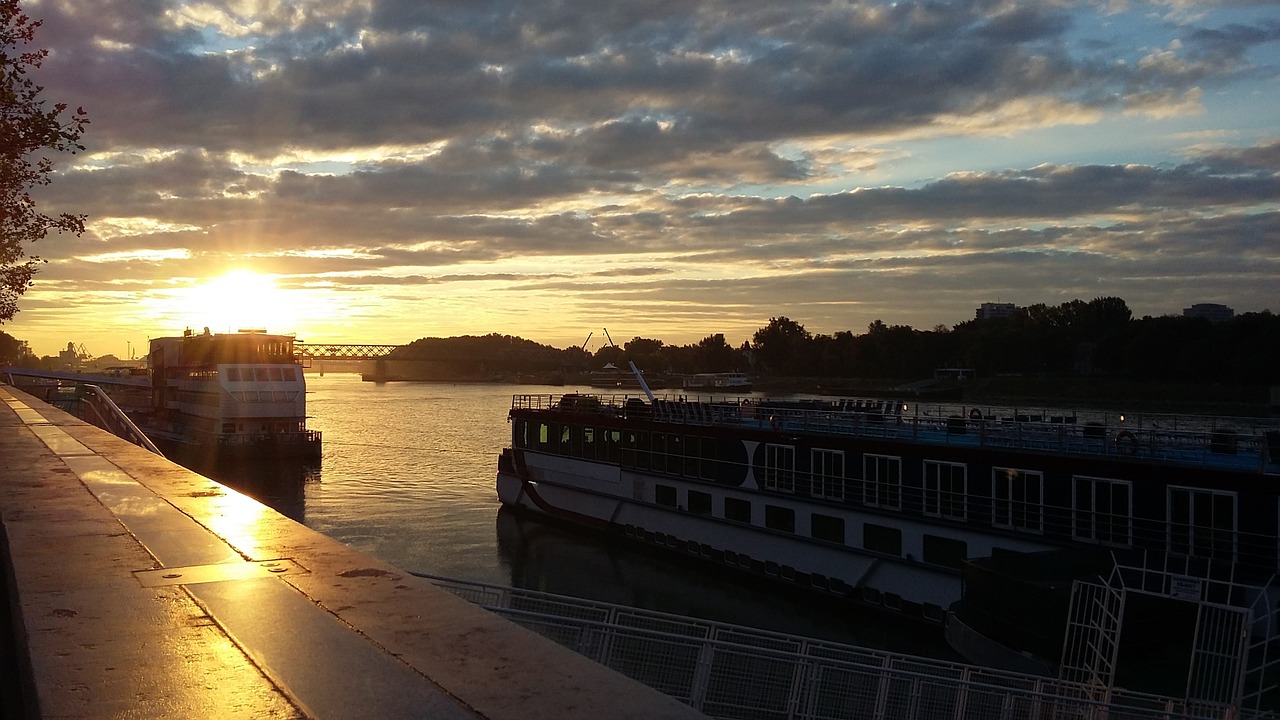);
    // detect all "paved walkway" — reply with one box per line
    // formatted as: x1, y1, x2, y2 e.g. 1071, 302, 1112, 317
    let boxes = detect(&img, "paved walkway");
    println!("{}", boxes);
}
0, 384, 705, 719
